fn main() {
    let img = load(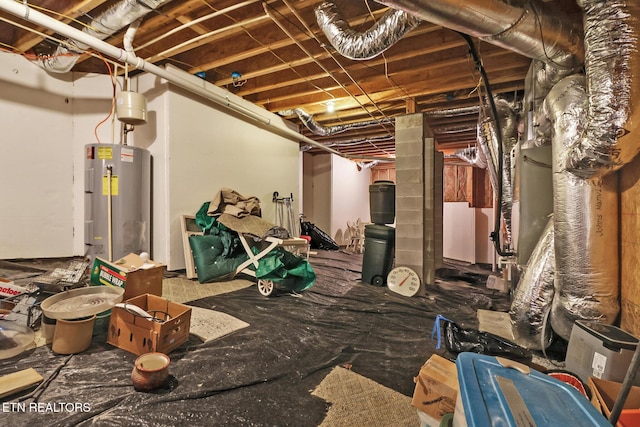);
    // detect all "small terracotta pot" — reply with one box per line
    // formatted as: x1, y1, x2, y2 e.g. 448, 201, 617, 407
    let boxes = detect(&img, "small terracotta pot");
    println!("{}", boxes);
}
131, 352, 170, 391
